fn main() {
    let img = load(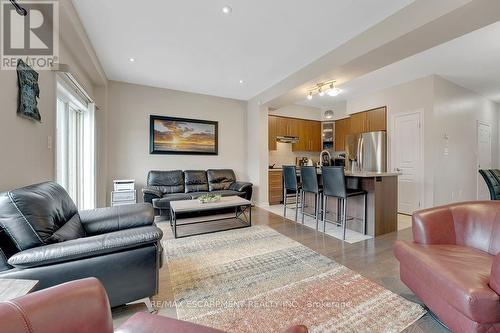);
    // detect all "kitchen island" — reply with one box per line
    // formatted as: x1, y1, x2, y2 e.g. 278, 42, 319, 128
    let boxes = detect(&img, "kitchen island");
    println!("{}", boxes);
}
299, 169, 399, 237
